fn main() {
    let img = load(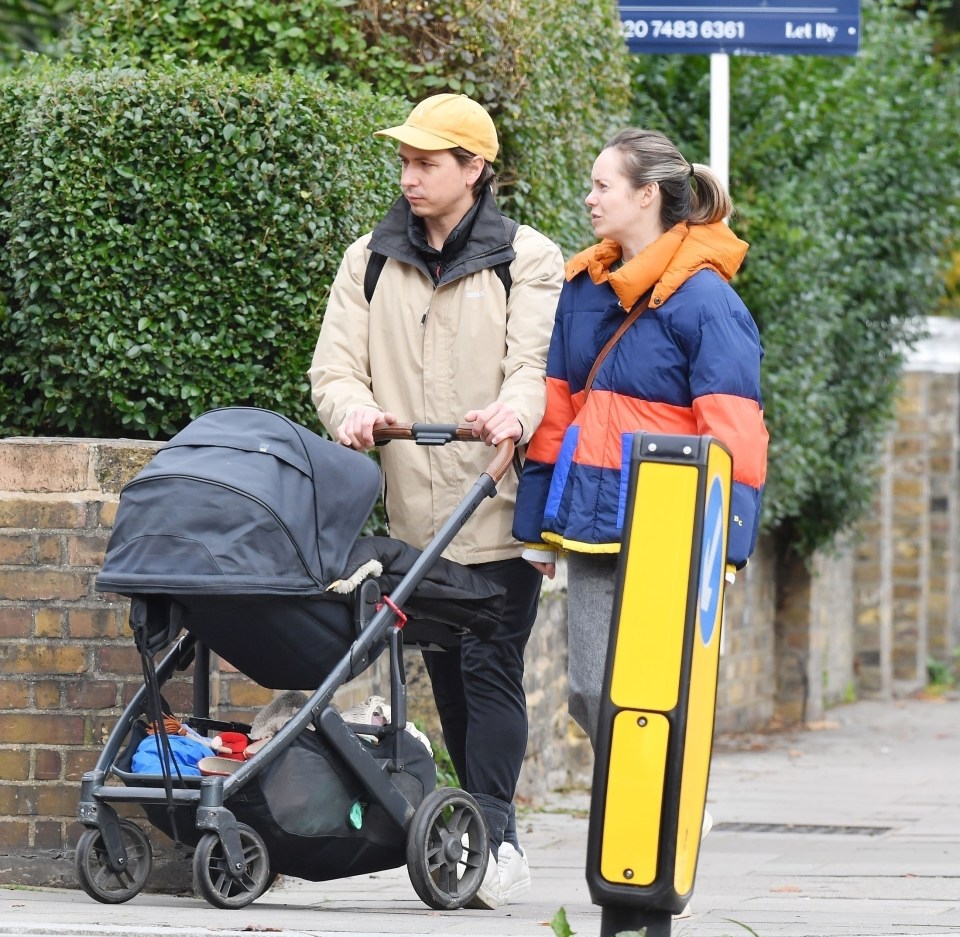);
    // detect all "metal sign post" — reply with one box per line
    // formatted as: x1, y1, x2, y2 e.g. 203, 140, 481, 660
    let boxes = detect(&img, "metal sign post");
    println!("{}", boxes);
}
586, 433, 732, 937
710, 52, 730, 196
